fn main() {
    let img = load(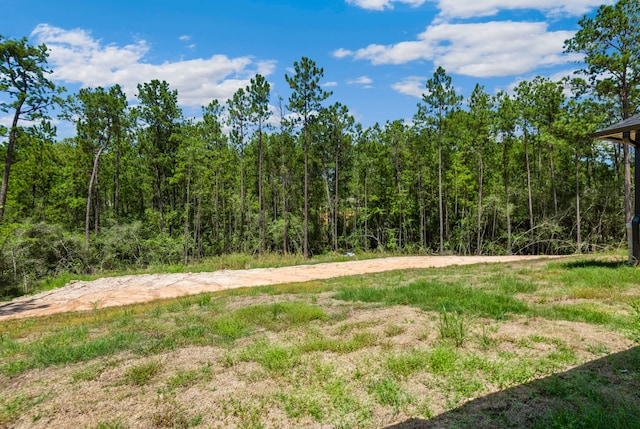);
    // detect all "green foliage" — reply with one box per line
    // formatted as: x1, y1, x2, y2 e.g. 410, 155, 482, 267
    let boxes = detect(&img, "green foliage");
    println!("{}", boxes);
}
0, 222, 87, 296
95, 221, 184, 270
